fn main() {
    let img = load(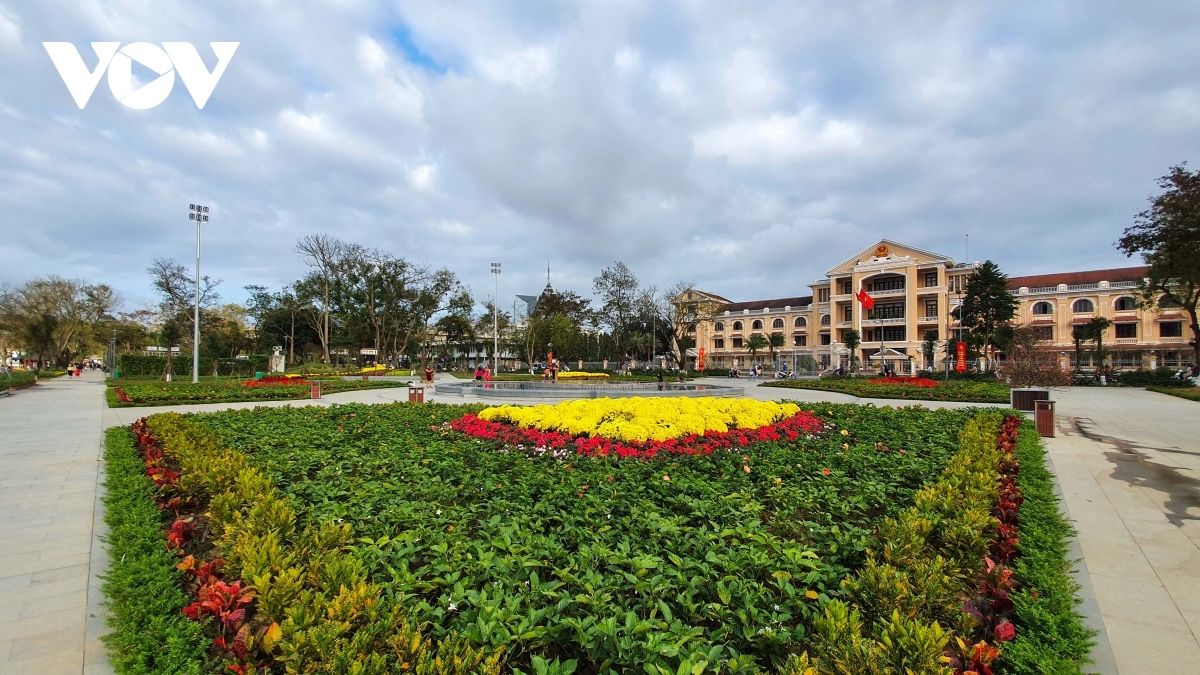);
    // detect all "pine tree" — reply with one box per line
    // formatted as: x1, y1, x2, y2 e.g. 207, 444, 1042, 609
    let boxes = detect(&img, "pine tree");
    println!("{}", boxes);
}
960, 260, 1017, 369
